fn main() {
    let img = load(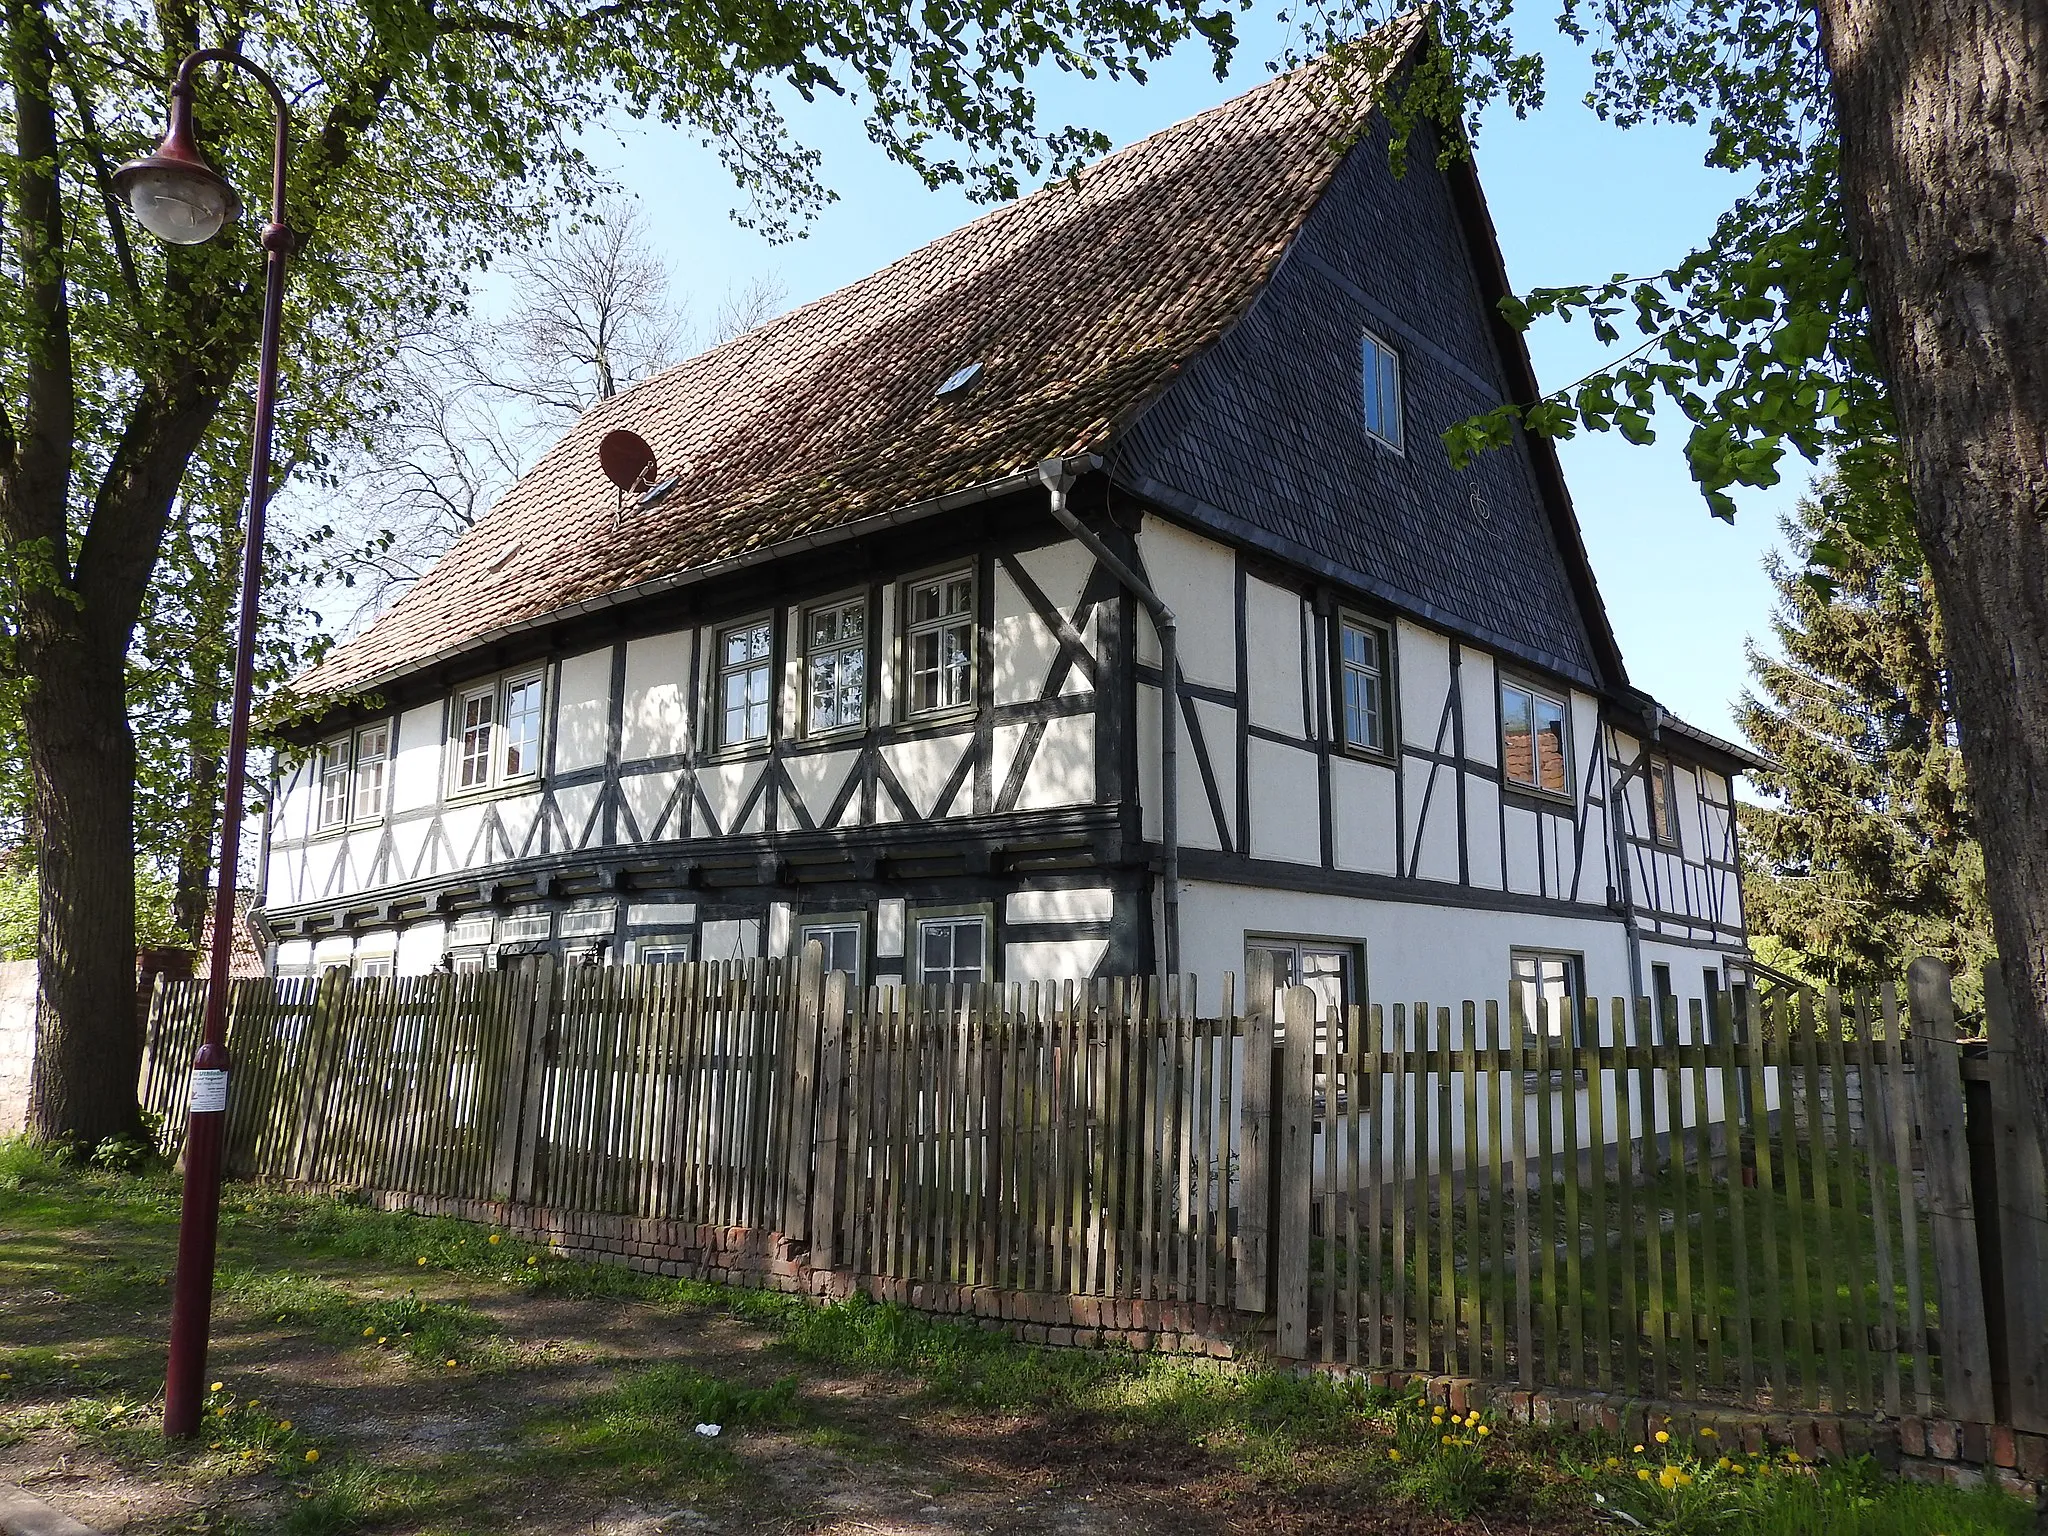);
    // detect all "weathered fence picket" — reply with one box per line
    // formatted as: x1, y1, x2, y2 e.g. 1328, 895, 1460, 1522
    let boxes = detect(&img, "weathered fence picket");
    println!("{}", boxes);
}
139, 955, 2044, 1424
